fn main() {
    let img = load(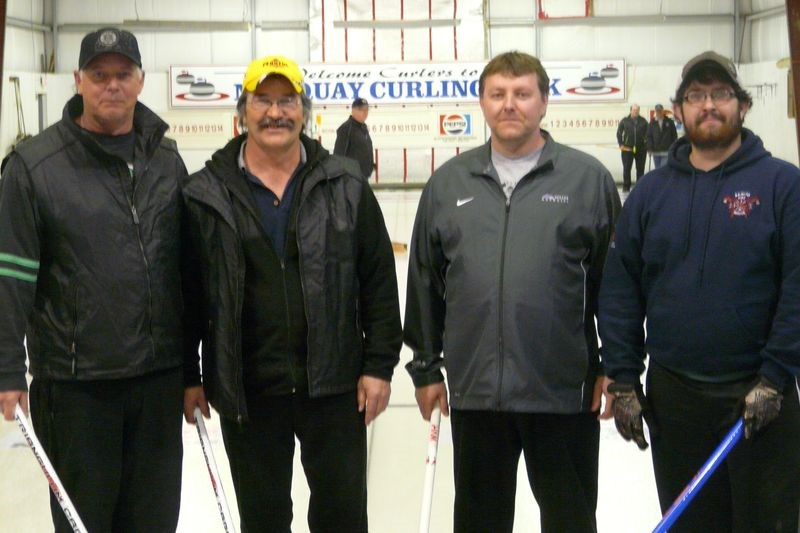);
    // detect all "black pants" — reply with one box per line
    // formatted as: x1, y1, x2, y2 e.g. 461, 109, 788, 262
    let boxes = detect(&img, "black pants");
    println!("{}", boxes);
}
220, 389, 367, 533
29, 367, 184, 533
647, 362, 800, 532
621, 148, 647, 191
450, 409, 599, 533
